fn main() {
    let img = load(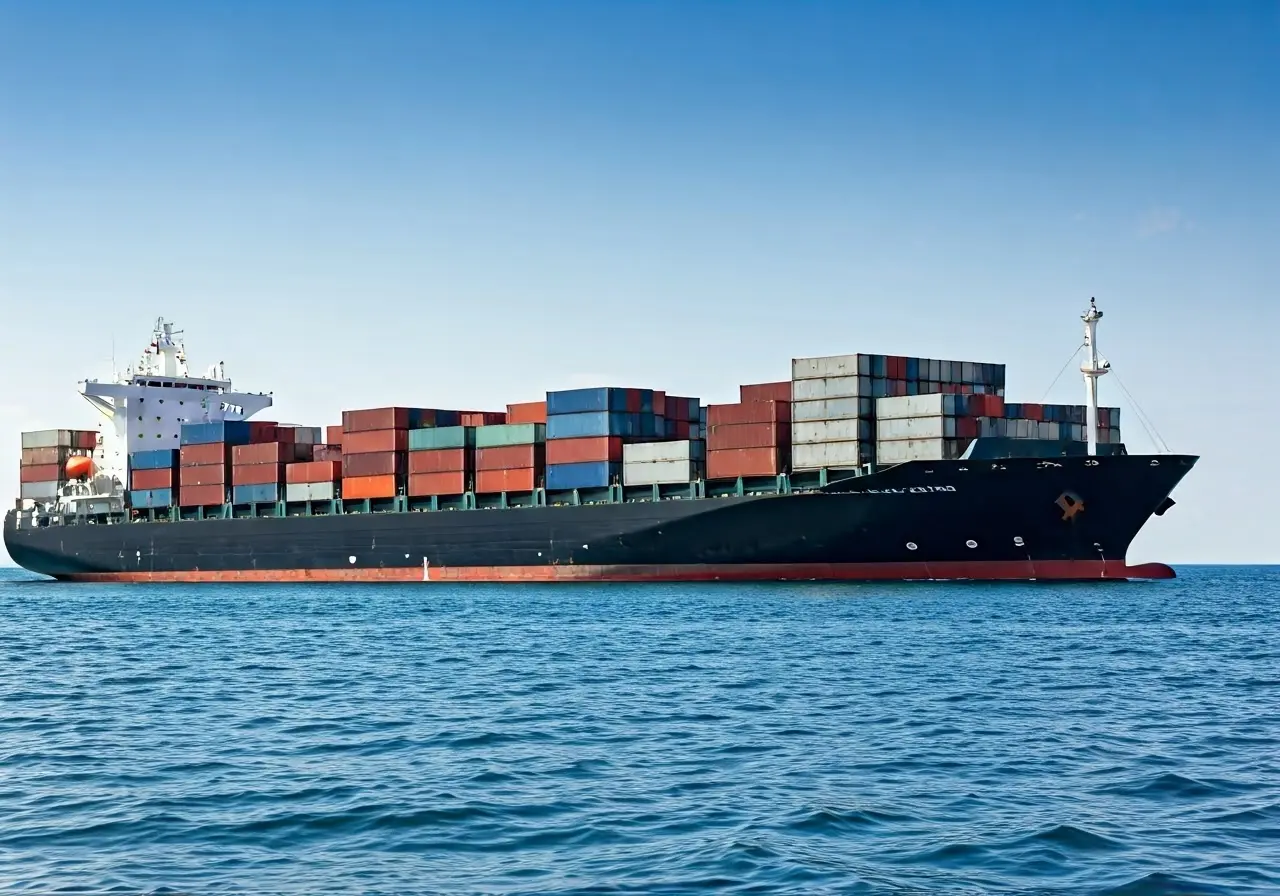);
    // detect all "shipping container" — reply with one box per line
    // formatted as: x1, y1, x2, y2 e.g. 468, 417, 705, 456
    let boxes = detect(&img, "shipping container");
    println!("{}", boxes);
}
343, 451, 405, 478
407, 448, 469, 475
342, 474, 399, 500
408, 426, 475, 452
232, 483, 282, 504
20, 430, 71, 450
662, 396, 702, 422
622, 440, 703, 464
706, 401, 790, 426
623, 459, 698, 486
325, 425, 344, 446
876, 438, 966, 464
180, 464, 230, 487
342, 407, 410, 433
130, 468, 174, 490
180, 421, 253, 447
739, 381, 791, 403
312, 445, 342, 463
20, 447, 61, 467
791, 354, 866, 380
407, 471, 468, 497
474, 423, 547, 449
129, 488, 173, 509
792, 375, 867, 402
285, 481, 338, 503
791, 441, 870, 470
178, 443, 227, 467
19, 464, 62, 484
285, 460, 343, 484
707, 422, 788, 451
506, 401, 547, 424
546, 387, 644, 416
475, 444, 545, 471
272, 426, 320, 445
546, 436, 623, 465
791, 419, 873, 444
19, 481, 60, 501
546, 461, 619, 491
876, 416, 957, 441
232, 463, 285, 486
178, 484, 226, 507
459, 412, 507, 427
475, 467, 538, 493
875, 393, 968, 420
342, 429, 409, 455
789, 397, 865, 422
706, 447, 785, 479
127, 448, 179, 471
232, 442, 311, 466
